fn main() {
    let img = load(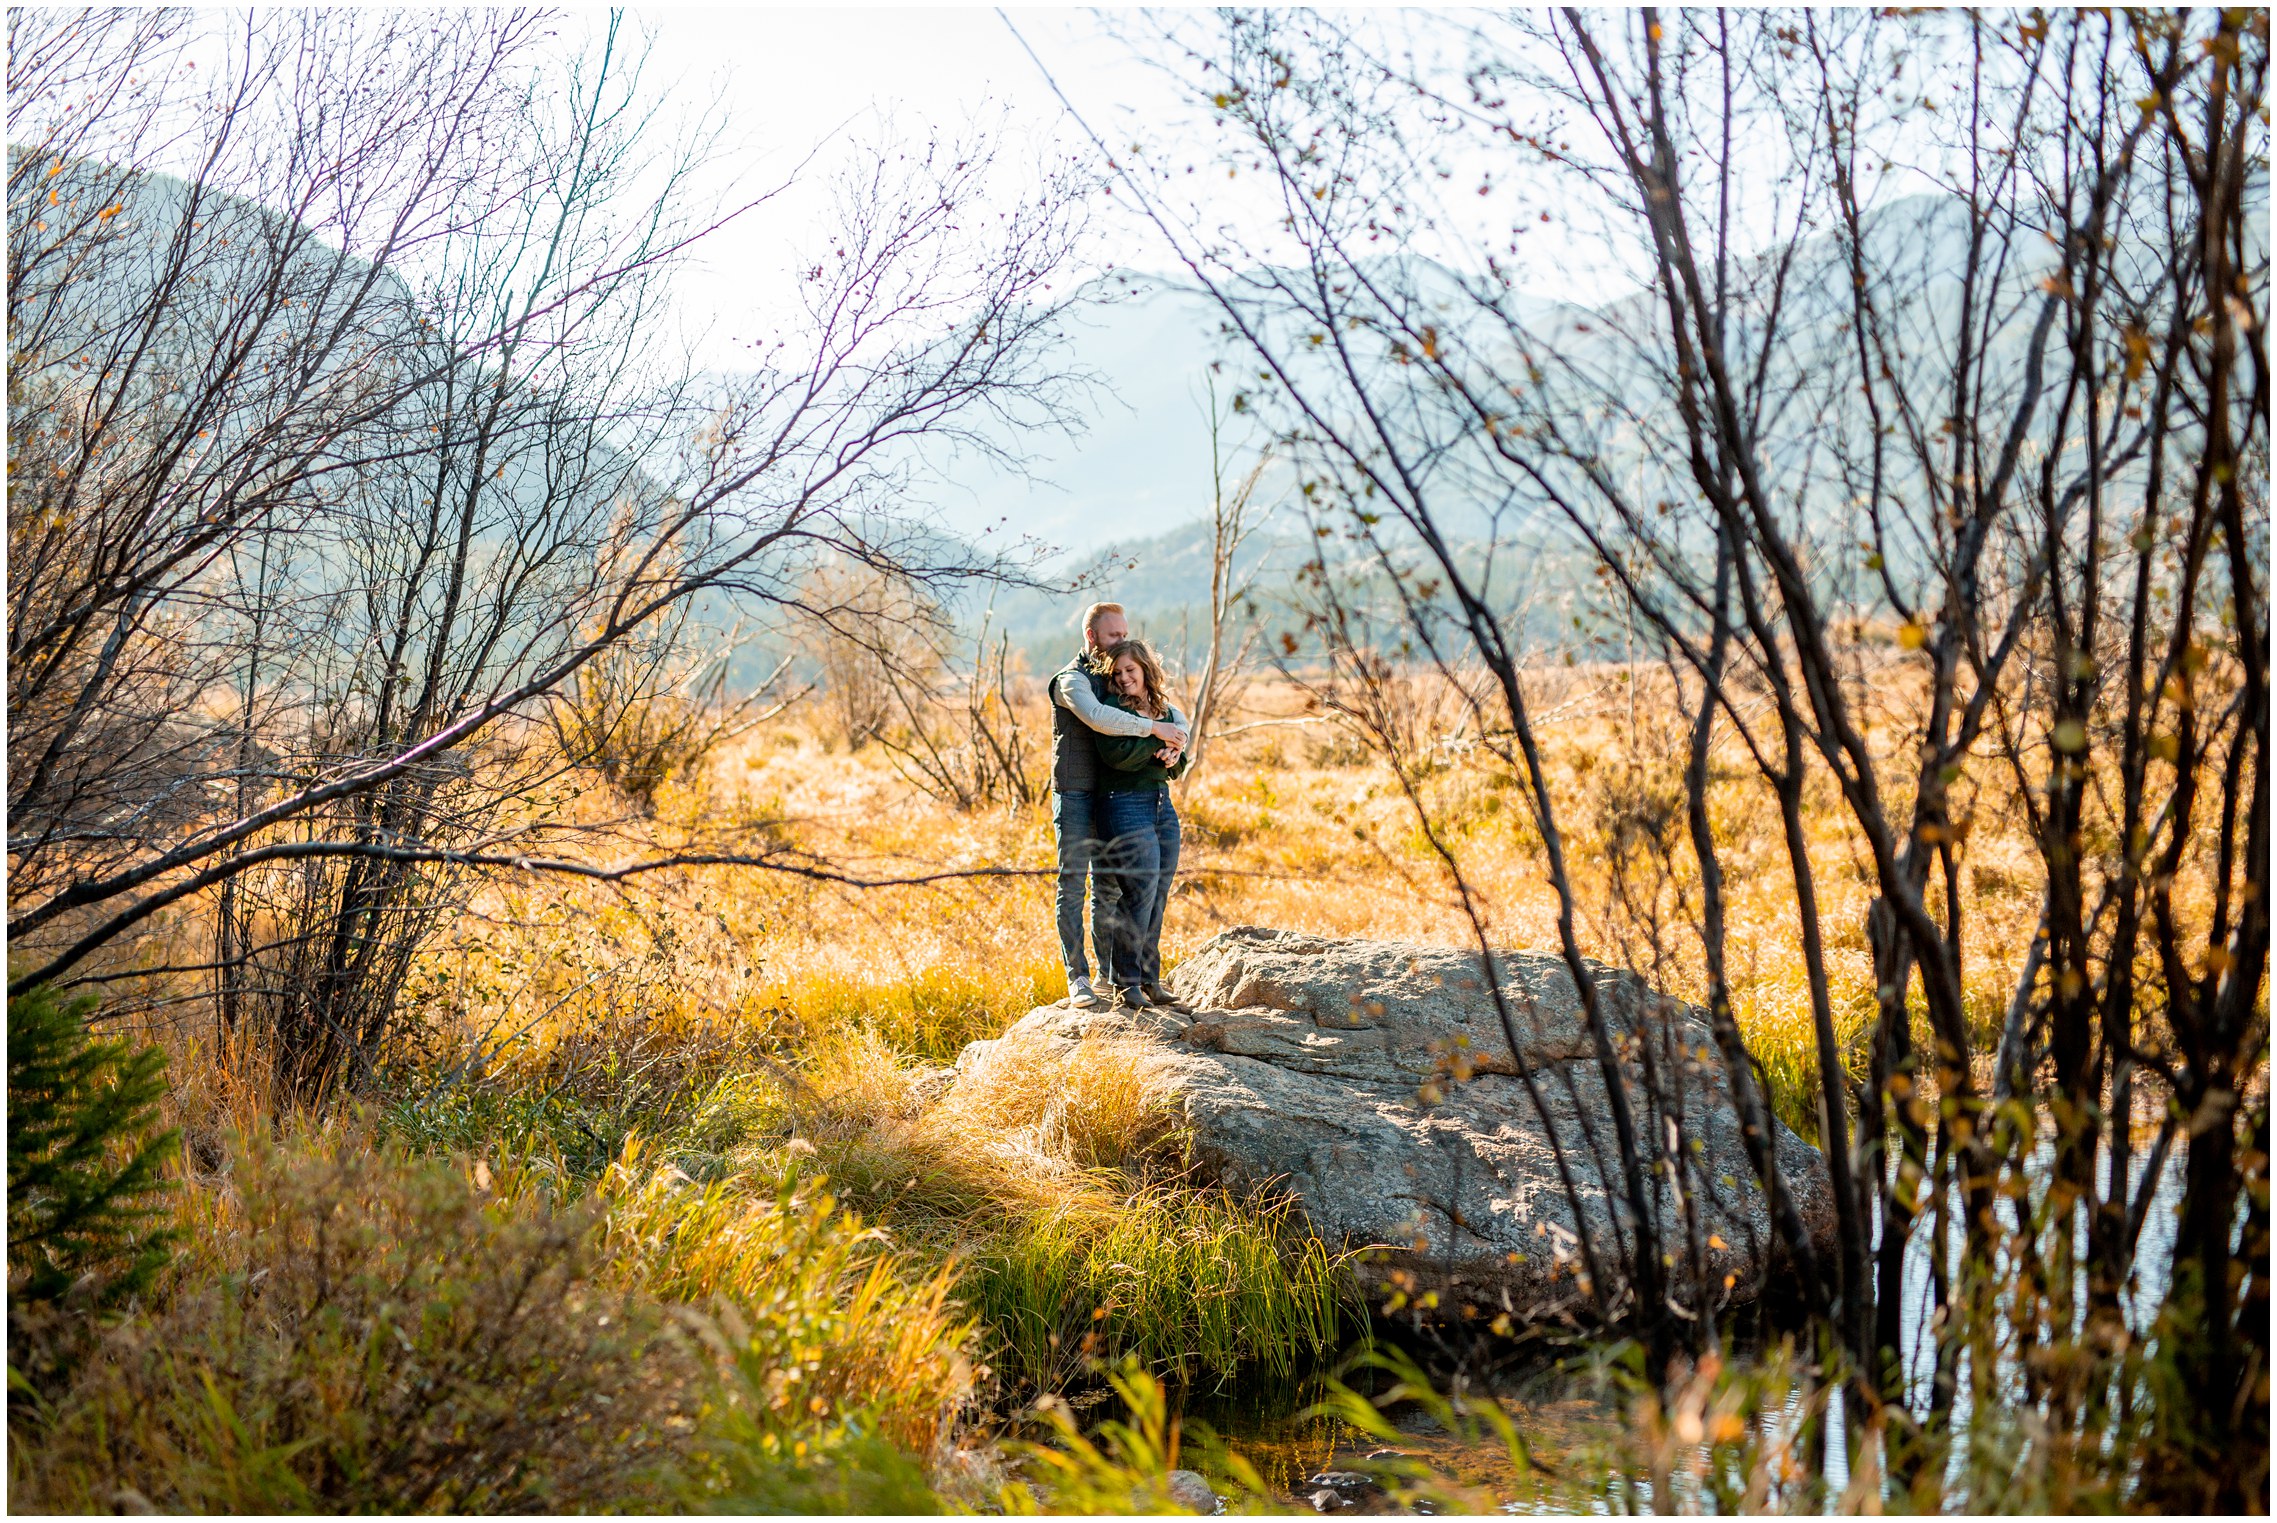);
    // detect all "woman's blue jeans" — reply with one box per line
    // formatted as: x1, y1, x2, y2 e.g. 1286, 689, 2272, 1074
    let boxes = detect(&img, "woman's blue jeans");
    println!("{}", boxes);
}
1095, 786, 1181, 991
